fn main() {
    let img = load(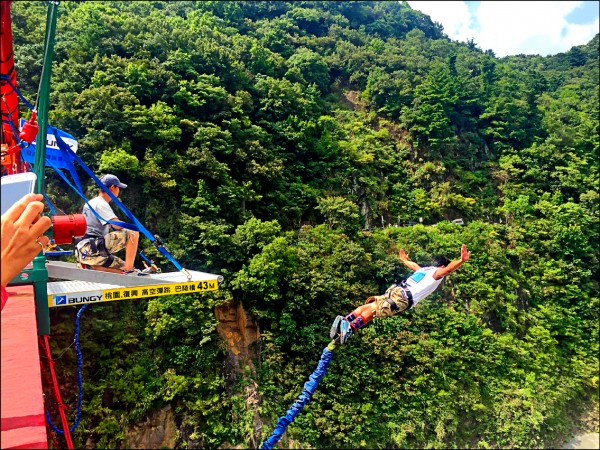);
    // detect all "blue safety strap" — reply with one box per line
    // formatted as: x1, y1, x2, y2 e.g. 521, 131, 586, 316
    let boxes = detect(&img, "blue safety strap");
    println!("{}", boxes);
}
45, 250, 73, 256
42, 192, 57, 215
0, 76, 35, 147
46, 127, 137, 230
46, 127, 84, 190
1, 117, 21, 144
139, 251, 153, 265
1, 90, 31, 147
50, 129, 146, 229
0, 74, 36, 111
1, 94, 20, 126
48, 160, 139, 232
1, 118, 19, 137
